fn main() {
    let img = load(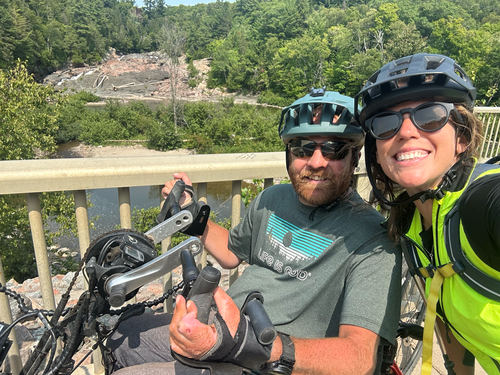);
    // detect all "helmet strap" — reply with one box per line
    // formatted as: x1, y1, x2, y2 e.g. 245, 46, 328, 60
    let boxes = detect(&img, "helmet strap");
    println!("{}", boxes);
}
366, 139, 467, 207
